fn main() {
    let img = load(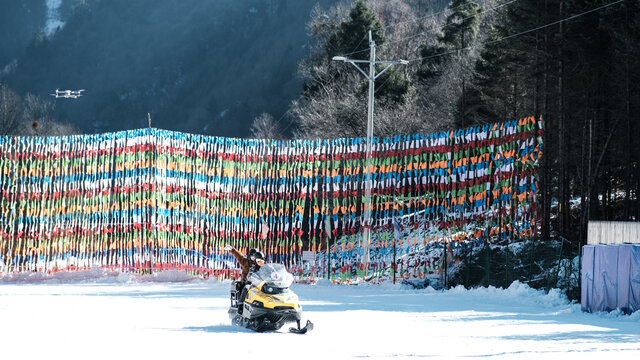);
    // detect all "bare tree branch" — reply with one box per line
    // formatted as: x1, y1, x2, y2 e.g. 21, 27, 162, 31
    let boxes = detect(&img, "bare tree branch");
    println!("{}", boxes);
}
0, 84, 22, 135
250, 113, 283, 140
